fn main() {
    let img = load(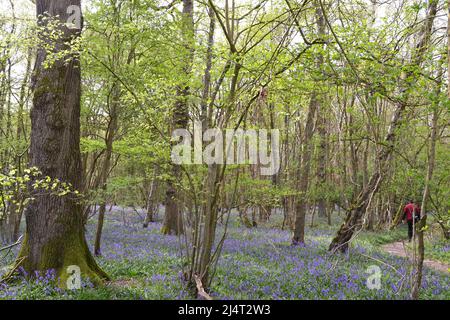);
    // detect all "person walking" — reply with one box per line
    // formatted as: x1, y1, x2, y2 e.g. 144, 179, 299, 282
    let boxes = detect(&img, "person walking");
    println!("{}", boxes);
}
403, 200, 421, 241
